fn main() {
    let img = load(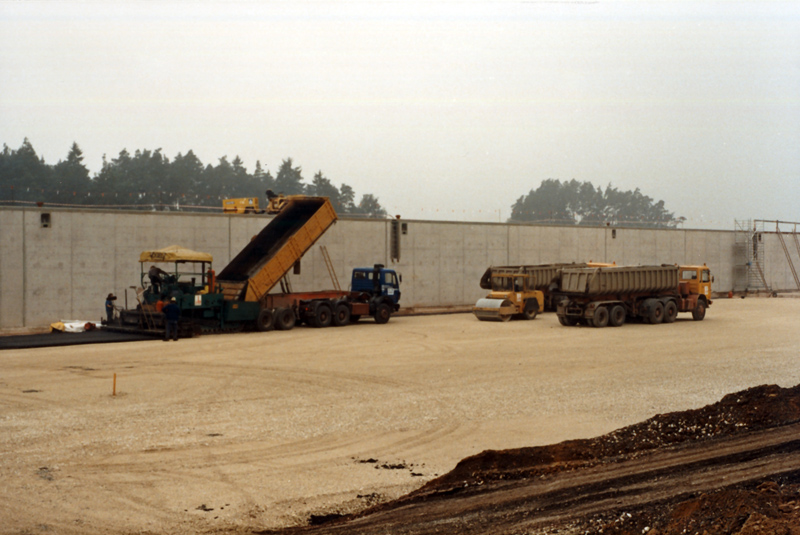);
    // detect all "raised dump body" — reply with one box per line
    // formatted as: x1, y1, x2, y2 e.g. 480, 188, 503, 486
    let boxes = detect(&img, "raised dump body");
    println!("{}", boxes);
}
559, 265, 679, 295
217, 196, 337, 302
